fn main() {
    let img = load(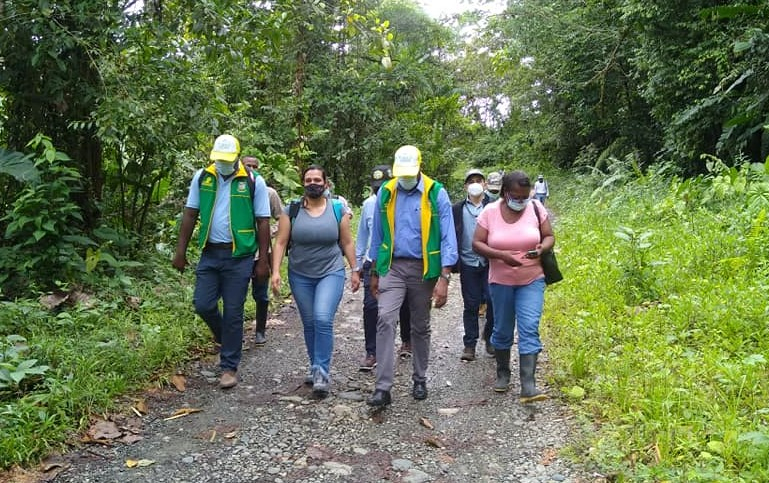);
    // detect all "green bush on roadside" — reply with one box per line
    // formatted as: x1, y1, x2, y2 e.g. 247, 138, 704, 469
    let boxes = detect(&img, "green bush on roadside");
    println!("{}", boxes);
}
544, 158, 769, 481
